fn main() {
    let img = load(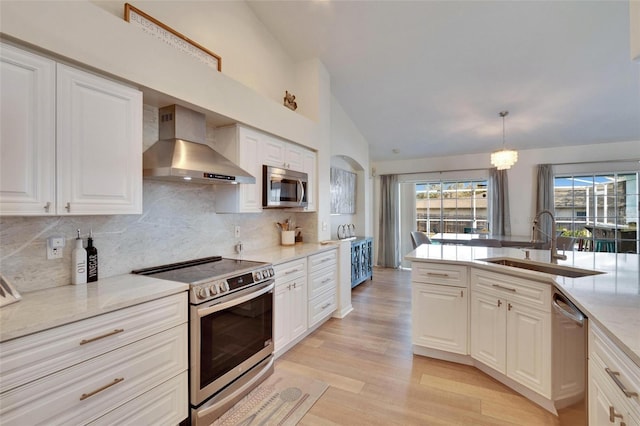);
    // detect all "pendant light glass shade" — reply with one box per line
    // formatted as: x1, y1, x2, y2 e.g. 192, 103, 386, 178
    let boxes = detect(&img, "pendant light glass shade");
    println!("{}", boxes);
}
491, 111, 518, 170
491, 149, 518, 170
